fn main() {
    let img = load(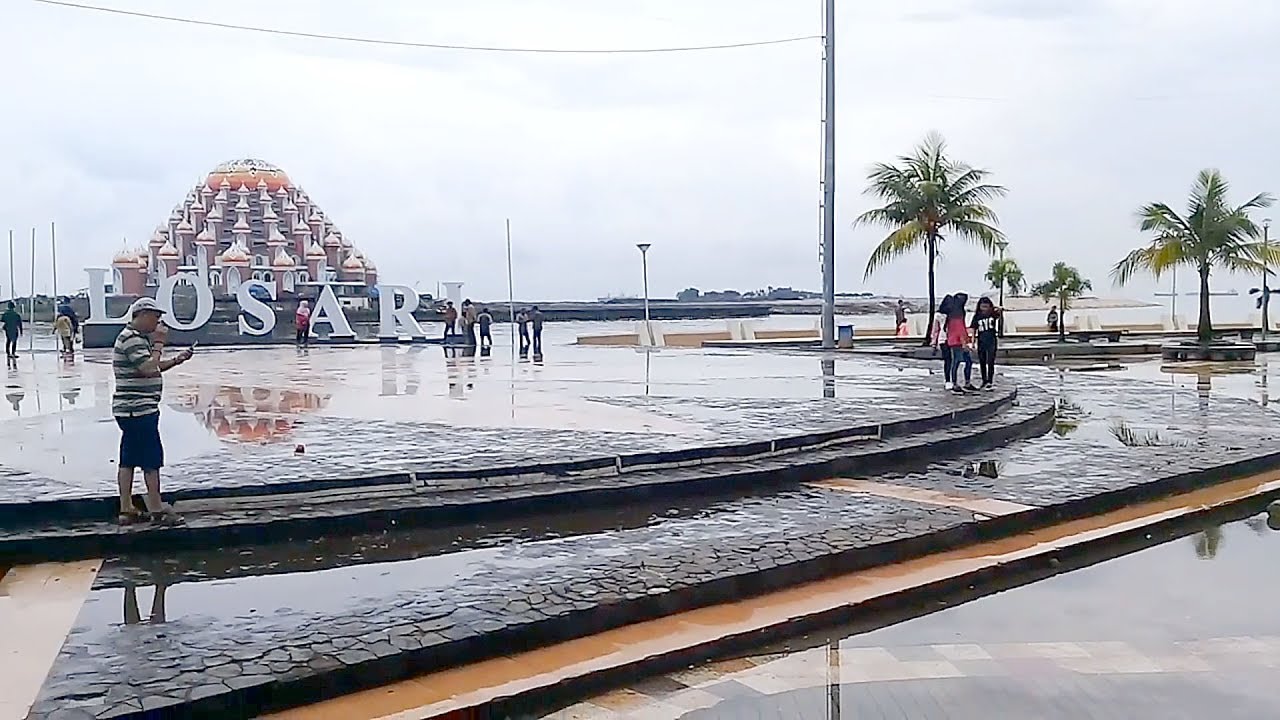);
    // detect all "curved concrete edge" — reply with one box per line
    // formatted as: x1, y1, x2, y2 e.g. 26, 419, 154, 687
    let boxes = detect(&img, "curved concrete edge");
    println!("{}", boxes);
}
0, 392, 1043, 563
104, 434, 1280, 719
0, 387, 1018, 527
